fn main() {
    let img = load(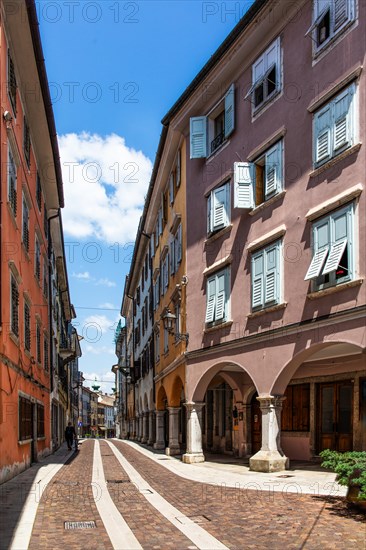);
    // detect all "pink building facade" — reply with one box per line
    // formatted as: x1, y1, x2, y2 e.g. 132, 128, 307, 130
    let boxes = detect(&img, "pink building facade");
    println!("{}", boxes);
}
164, 0, 366, 470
